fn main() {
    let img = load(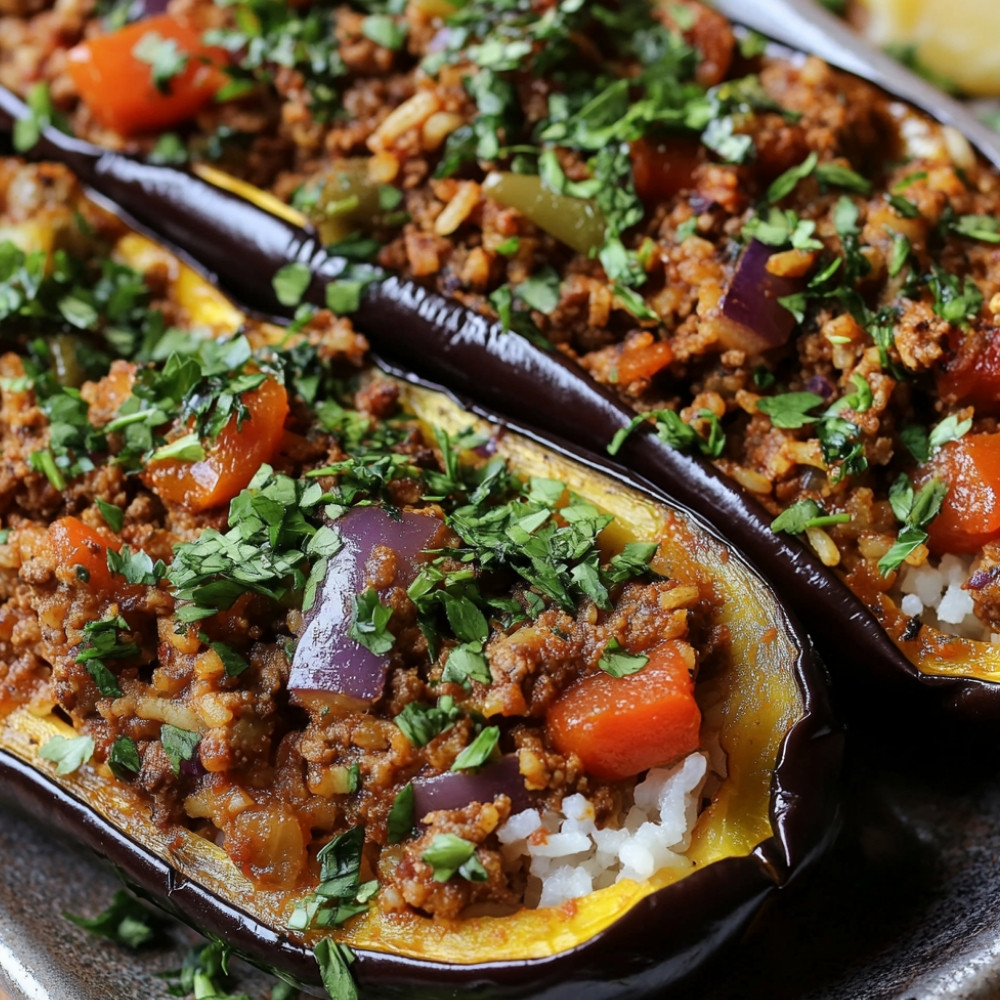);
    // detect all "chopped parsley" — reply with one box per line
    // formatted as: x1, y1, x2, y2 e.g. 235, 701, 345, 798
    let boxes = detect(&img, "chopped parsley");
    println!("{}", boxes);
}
289, 826, 377, 932
315, 939, 358, 1000
878, 476, 948, 575
39, 734, 95, 775
770, 500, 850, 536
608, 408, 725, 459
422, 833, 488, 883
387, 783, 416, 844
597, 638, 649, 677
75, 615, 141, 699
451, 726, 500, 771
160, 724, 200, 775
65, 890, 163, 950
108, 736, 141, 780
349, 588, 395, 655
394, 697, 462, 747
132, 31, 189, 94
